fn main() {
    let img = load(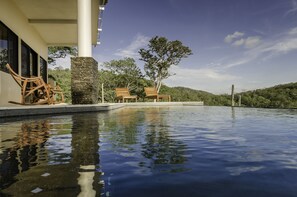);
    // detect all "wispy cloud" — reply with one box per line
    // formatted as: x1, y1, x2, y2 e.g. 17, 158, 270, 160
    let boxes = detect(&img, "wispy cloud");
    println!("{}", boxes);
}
115, 33, 150, 58
221, 26, 297, 68
284, 0, 297, 17
225, 32, 262, 49
288, 27, 297, 35
224, 31, 245, 43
